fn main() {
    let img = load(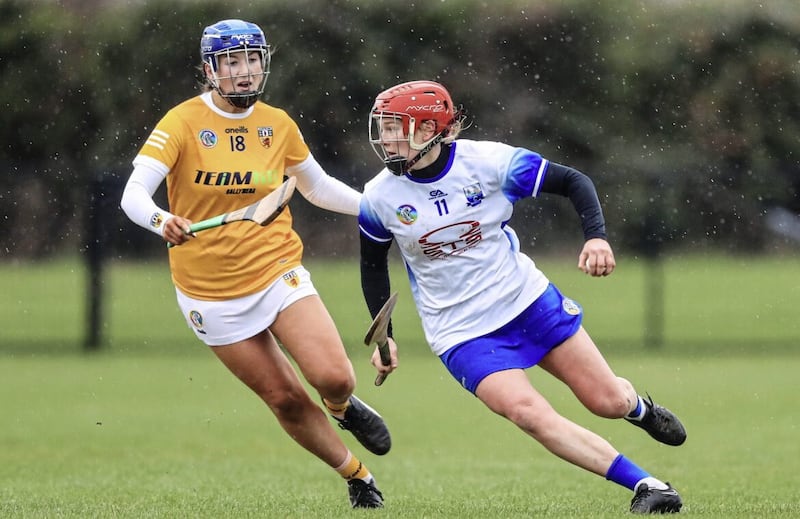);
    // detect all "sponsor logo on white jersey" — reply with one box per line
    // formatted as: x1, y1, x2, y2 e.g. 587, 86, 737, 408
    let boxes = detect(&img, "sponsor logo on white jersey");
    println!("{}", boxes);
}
418, 220, 483, 259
